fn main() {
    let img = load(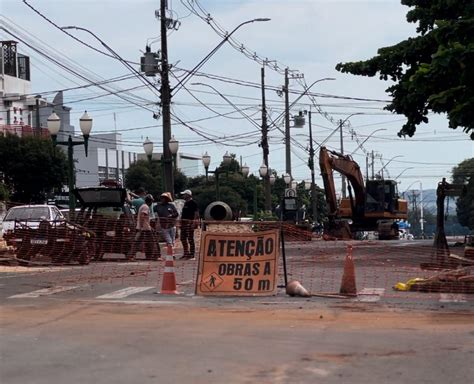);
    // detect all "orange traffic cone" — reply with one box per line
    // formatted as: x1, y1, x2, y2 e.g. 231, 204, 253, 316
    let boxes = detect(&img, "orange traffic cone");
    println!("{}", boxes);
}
339, 245, 357, 296
286, 280, 311, 297
160, 244, 178, 294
